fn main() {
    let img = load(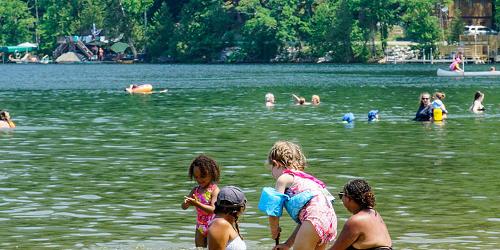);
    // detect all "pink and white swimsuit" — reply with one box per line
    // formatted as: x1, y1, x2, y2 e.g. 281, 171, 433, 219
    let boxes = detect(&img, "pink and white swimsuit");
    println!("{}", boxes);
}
283, 169, 337, 244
